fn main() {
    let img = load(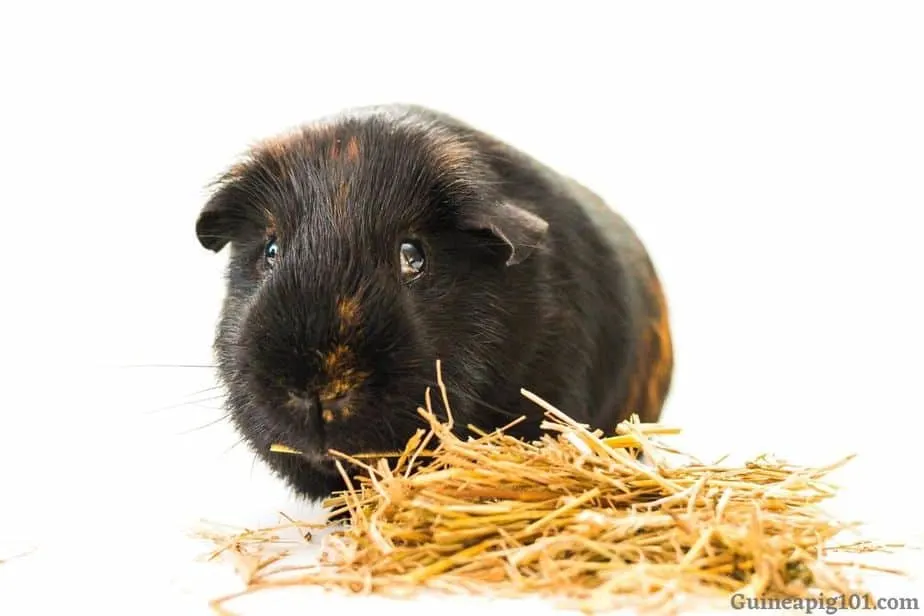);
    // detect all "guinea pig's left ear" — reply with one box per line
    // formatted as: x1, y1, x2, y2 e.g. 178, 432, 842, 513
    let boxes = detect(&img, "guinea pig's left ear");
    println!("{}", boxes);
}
461, 201, 550, 266
195, 186, 243, 253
